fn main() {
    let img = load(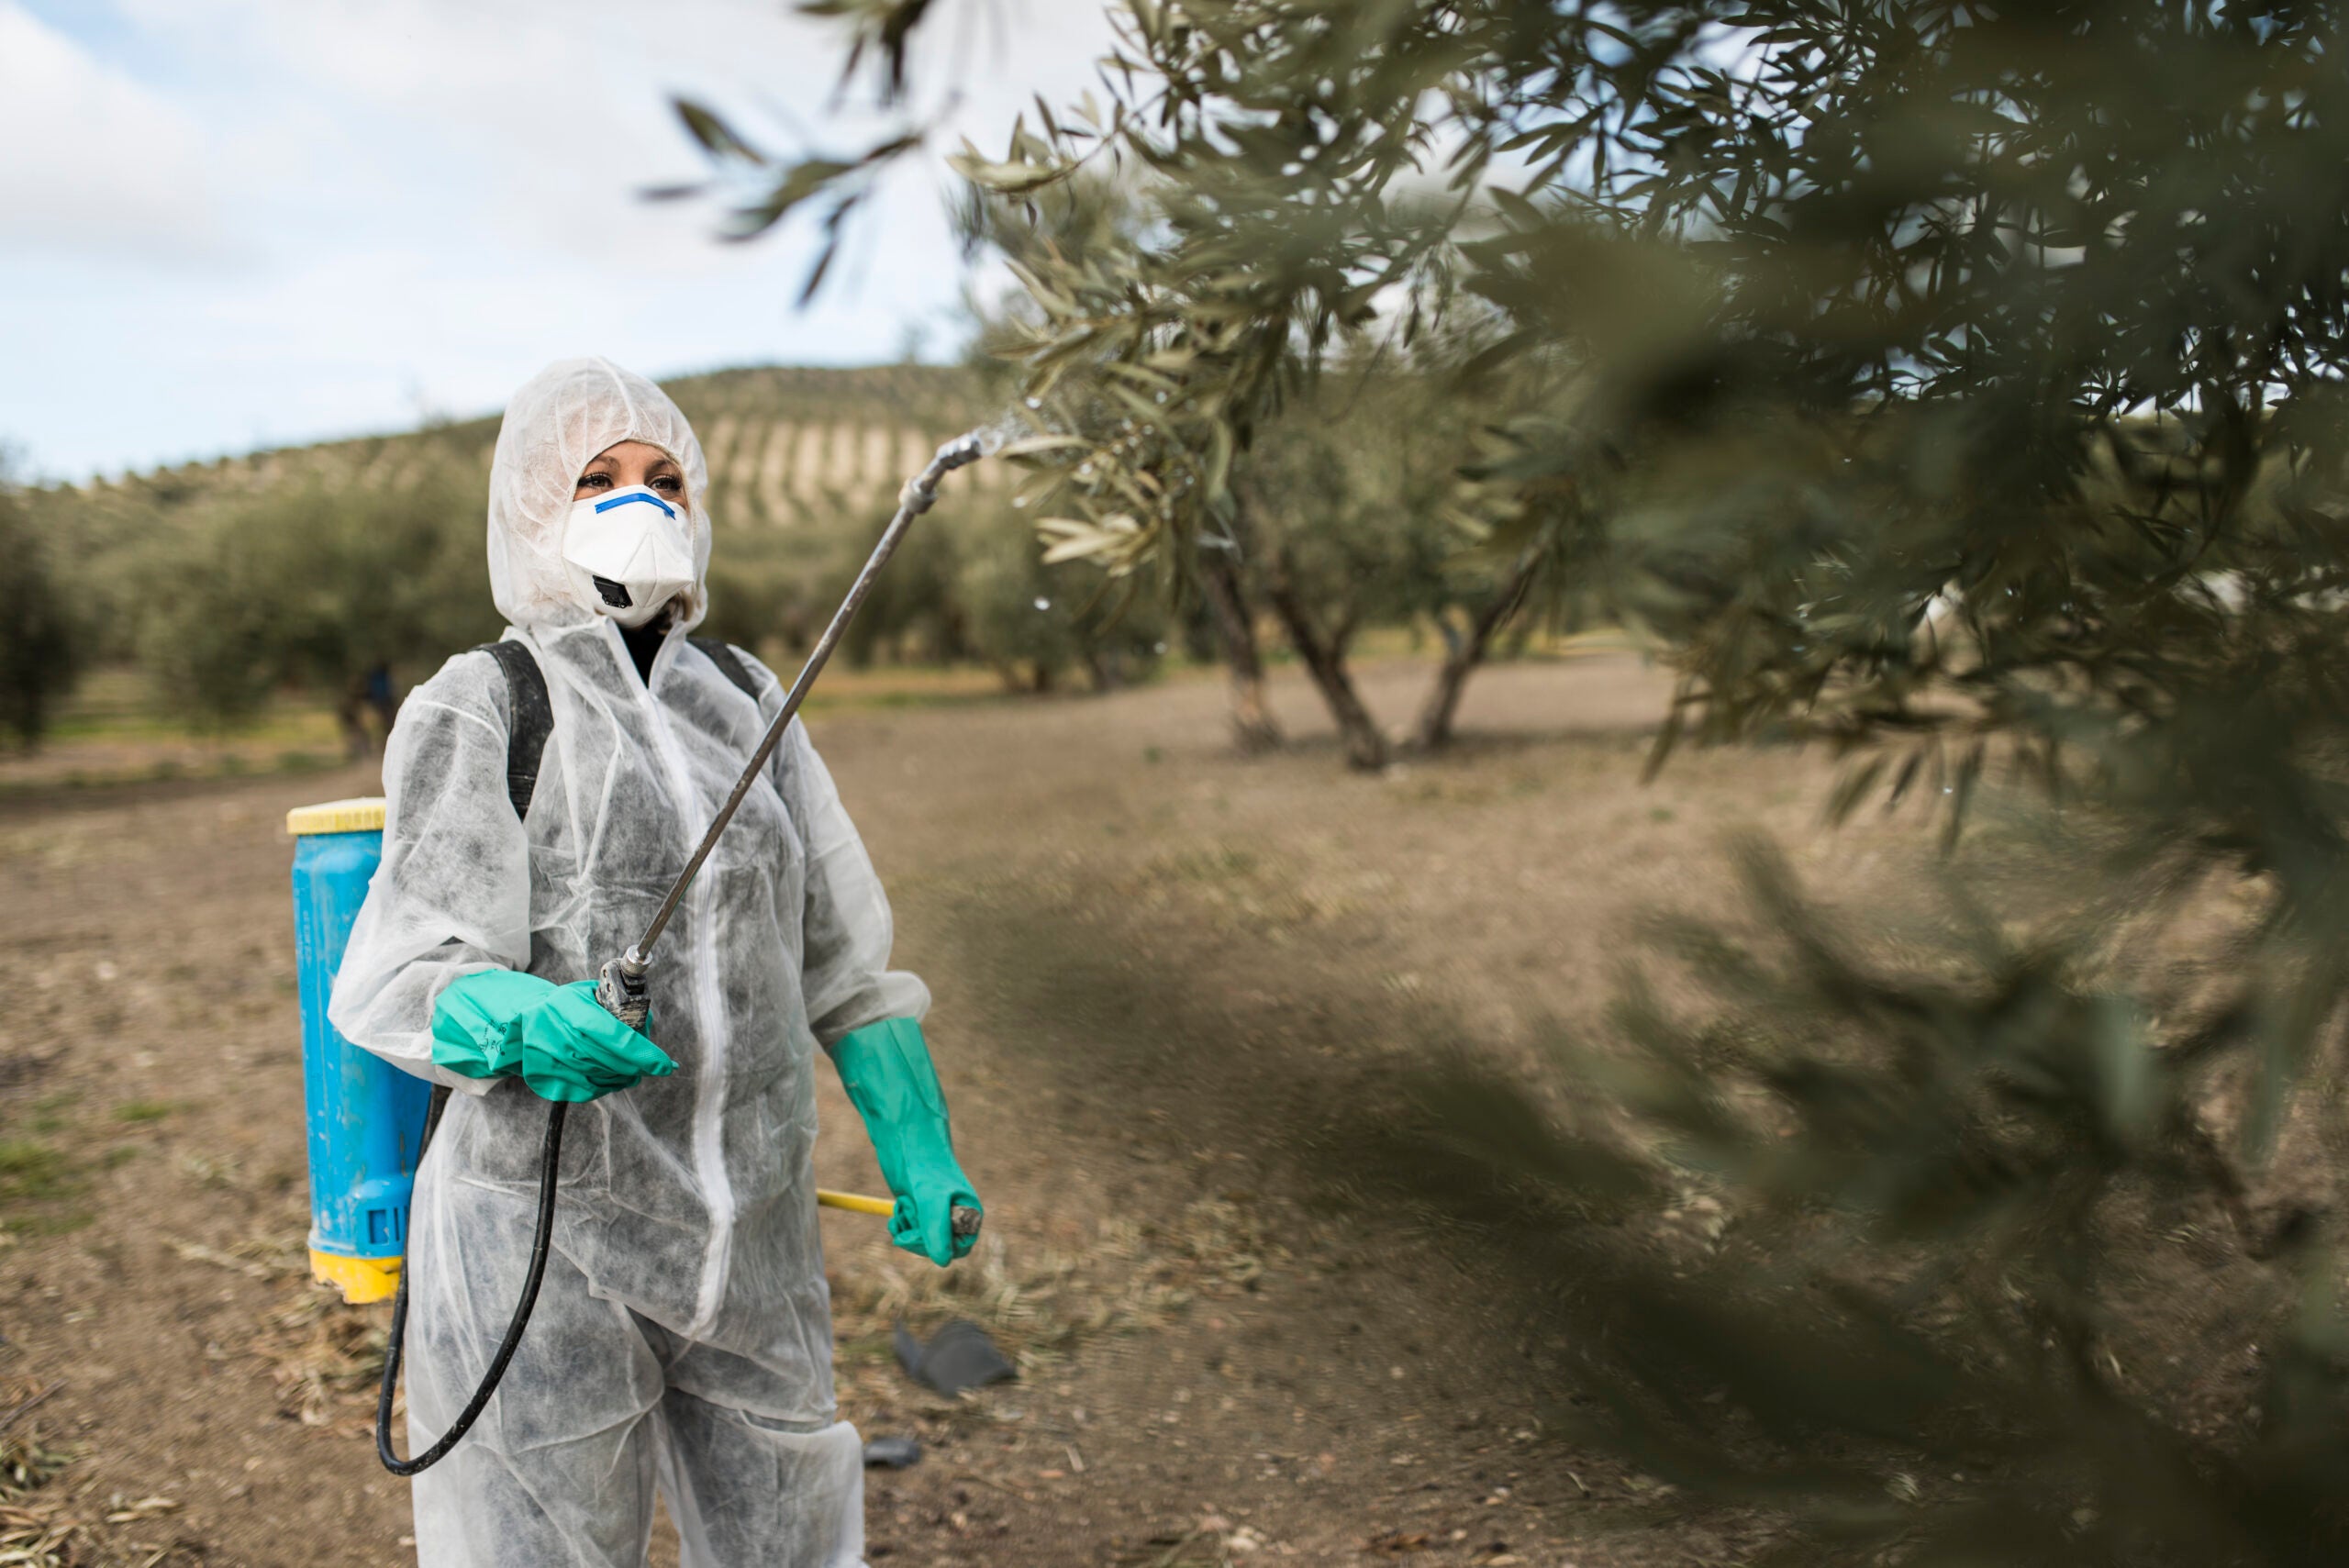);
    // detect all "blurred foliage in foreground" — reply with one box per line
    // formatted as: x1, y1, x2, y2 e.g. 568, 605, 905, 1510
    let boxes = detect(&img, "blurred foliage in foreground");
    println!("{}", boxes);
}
1401, 849, 2349, 1567
685, 0, 2349, 1558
